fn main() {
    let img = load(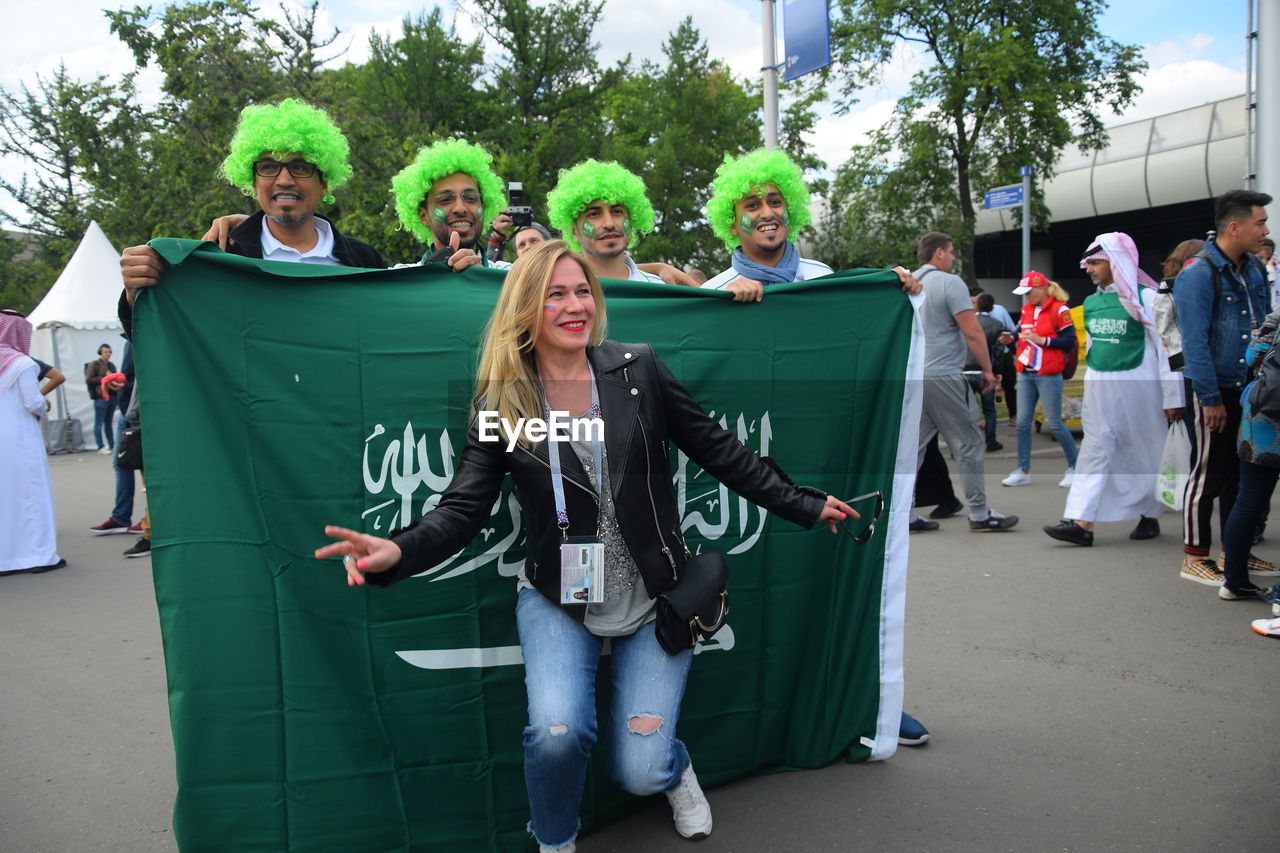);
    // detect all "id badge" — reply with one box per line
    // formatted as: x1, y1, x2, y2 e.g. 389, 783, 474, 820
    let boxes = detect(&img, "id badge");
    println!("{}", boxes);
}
560, 536, 605, 605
